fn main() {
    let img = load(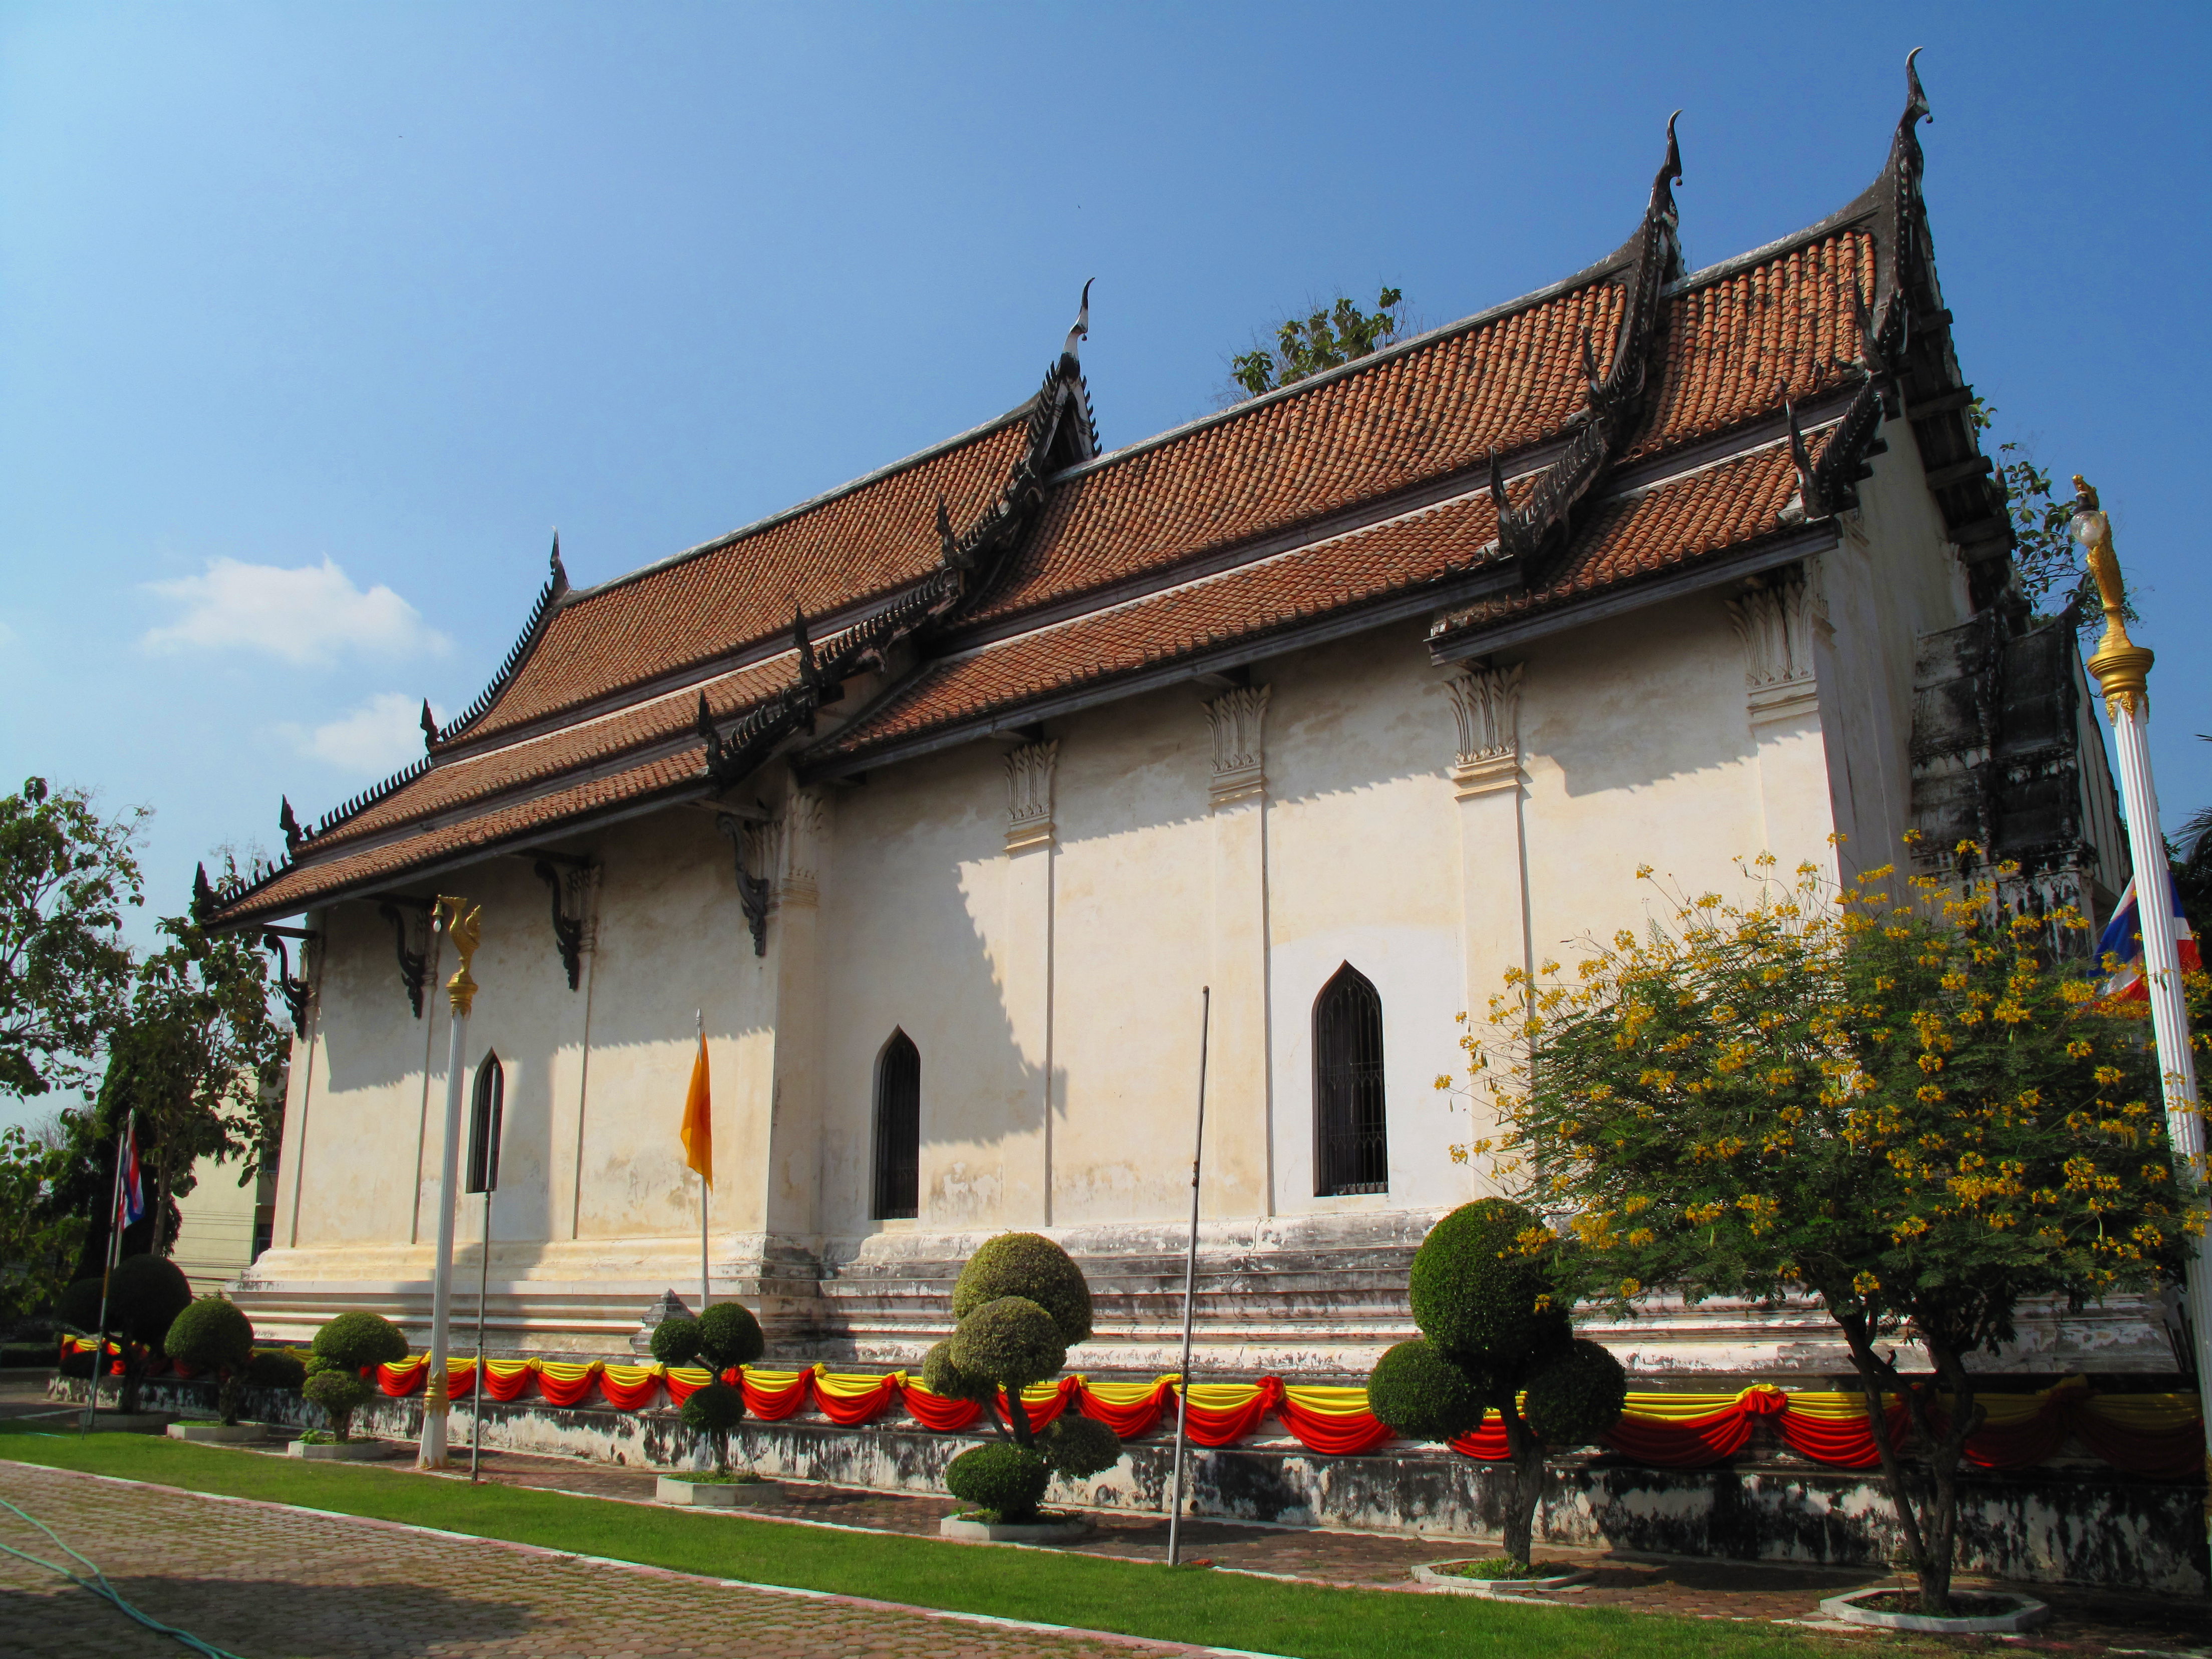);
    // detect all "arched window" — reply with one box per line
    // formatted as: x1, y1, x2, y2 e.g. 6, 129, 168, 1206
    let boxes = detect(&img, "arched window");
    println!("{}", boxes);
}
1314, 964, 1388, 1196
873, 1030, 921, 1220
